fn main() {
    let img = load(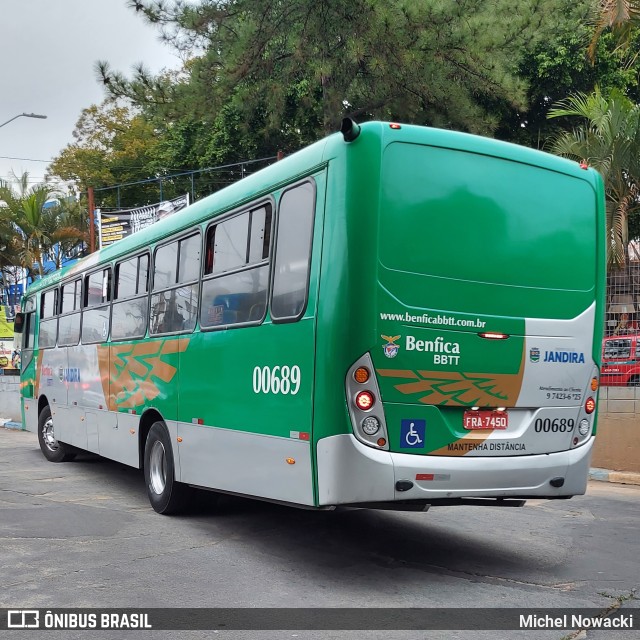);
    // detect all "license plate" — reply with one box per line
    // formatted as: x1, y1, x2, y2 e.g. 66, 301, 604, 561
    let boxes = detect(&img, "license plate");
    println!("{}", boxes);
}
463, 410, 508, 430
